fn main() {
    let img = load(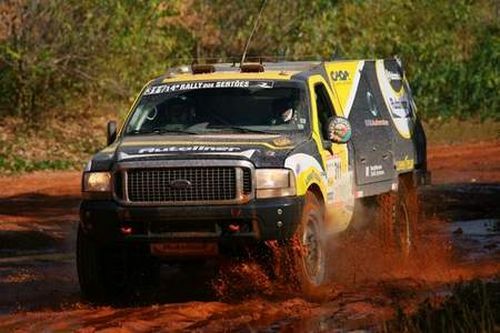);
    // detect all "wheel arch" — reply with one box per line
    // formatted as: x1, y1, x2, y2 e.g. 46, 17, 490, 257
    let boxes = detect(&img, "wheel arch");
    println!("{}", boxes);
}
306, 183, 325, 208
